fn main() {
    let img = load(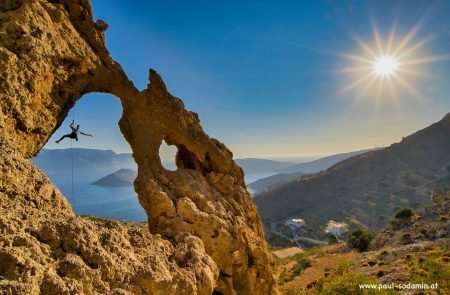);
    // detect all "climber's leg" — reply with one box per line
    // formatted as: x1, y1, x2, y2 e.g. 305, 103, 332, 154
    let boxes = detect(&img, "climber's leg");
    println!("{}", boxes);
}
56, 134, 69, 143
